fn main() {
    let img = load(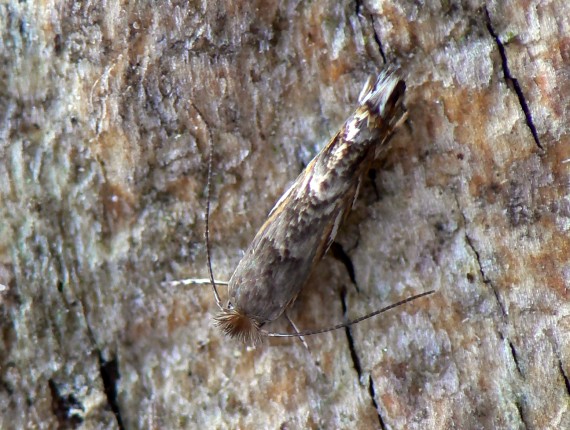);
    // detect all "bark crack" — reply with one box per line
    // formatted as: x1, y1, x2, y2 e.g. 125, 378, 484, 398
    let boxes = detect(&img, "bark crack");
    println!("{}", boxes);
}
452, 194, 533, 420
76, 296, 125, 429
485, 8, 543, 150
98, 352, 126, 430
515, 398, 529, 430
48, 379, 85, 428
558, 359, 570, 397
340, 288, 385, 427
367, 375, 387, 430
509, 341, 524, 376
354, 0, 387, 63
354, 0, 361, 16
73, 294, 126, 429
454, 194, 507, 316
371, 21, 387, 64
340, 287, 362, 378
331, 241, 358, 290
367, 169, 381, 201
464, 232, 507, 316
